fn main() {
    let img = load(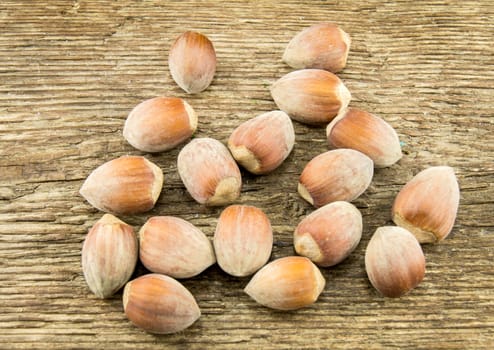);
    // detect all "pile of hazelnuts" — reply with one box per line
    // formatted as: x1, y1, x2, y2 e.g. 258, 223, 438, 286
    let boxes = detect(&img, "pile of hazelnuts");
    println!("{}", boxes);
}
79, 23, 460, 334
